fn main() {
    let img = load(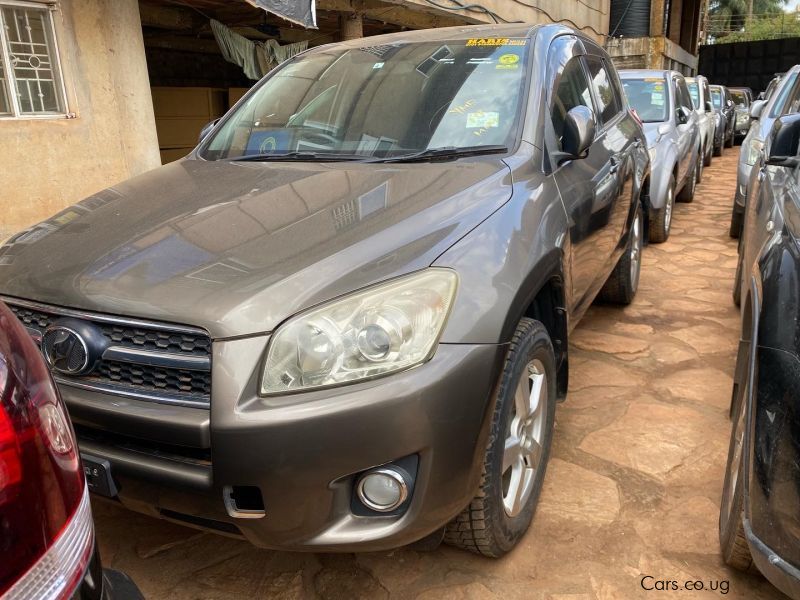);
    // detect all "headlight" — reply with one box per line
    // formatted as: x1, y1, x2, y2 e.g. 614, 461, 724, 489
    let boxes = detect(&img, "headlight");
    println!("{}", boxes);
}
260, 269, 458, 395
744, 138, 764, 166
648, 147, 657, 163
